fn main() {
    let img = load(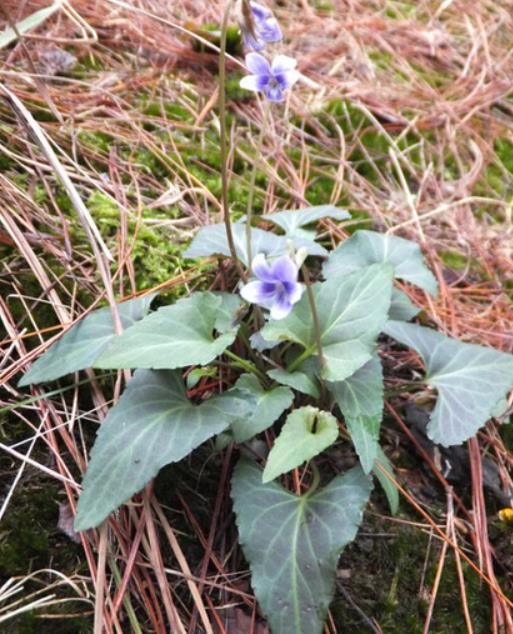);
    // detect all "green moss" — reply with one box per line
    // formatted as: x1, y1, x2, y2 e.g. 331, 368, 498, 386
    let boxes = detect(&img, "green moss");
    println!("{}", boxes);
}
439, 250, 468, 270
334, 514, 491, 632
